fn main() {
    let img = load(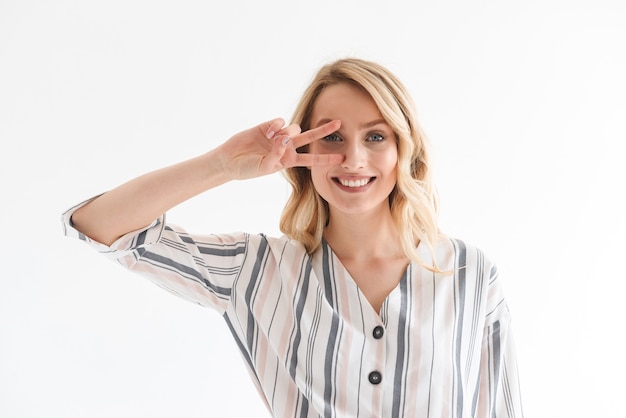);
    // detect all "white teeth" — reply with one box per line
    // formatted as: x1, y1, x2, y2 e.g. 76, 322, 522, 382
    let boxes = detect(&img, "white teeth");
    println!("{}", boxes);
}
339, 178, 370, 188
